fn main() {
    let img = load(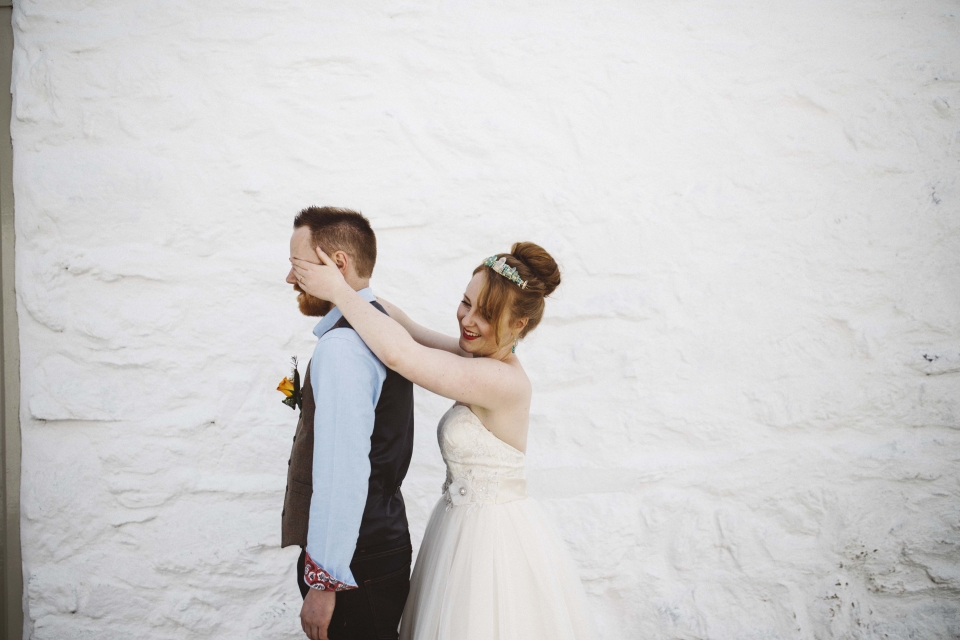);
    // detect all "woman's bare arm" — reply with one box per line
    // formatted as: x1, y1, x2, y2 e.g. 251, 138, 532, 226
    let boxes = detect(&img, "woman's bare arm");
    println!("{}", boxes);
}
376, 297, 470, 357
